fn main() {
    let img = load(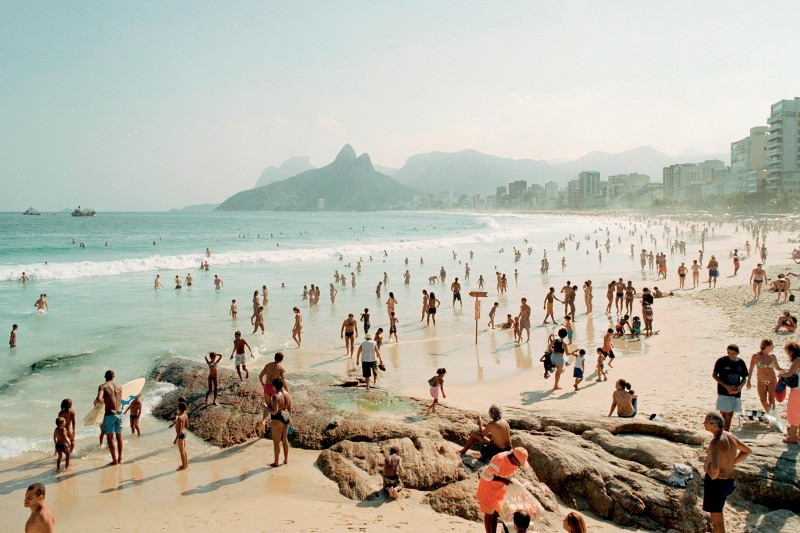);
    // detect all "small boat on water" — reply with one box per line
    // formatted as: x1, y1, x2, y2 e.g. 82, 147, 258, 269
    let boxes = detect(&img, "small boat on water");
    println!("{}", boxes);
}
23, 207, 41, 215
71, 206, 96, 217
